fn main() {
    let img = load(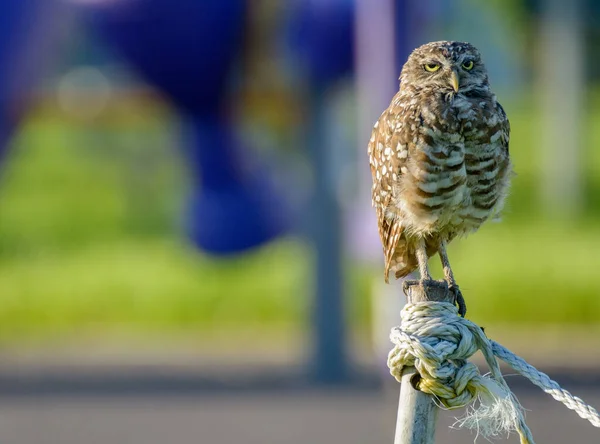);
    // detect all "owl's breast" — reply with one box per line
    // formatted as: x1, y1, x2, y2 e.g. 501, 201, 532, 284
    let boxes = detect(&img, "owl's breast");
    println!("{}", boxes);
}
390, 93, 509, 238
394, 133, 469, 236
